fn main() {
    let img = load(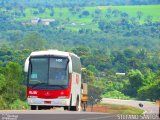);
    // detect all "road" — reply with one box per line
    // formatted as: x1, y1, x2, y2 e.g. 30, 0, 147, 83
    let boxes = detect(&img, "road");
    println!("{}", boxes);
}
0, 110, 159, 120
0, 110, 117, 120
0, 98, 159, 120
101, 98, 159, 114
